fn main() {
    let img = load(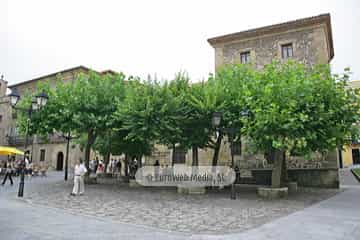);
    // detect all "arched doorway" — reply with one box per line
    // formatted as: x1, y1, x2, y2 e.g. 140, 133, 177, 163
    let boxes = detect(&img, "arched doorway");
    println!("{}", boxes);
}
56, 152, 64, 171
